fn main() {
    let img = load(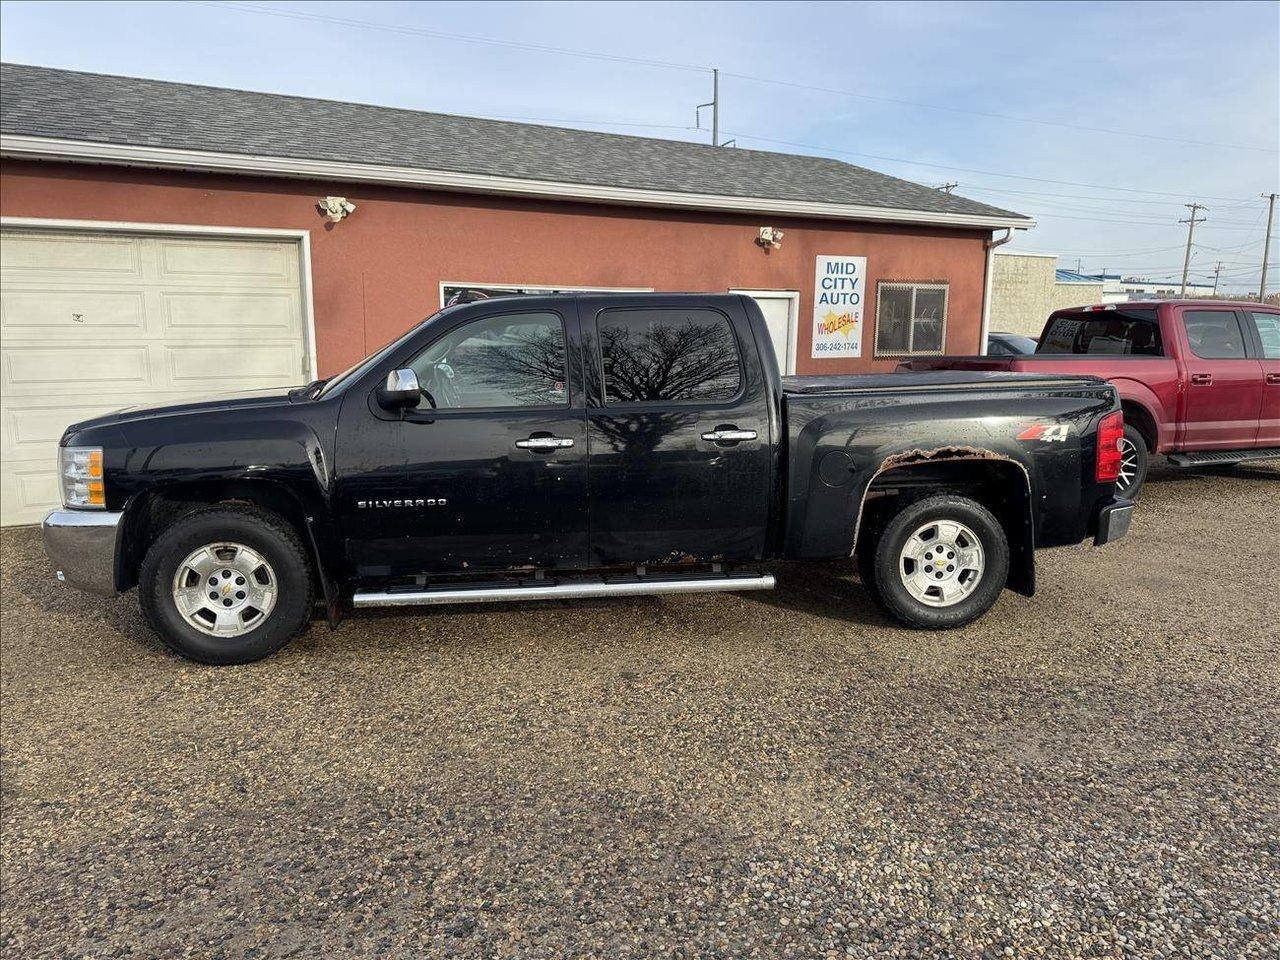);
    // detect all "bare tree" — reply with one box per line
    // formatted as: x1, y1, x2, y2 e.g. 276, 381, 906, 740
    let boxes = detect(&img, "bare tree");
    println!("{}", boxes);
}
601, 318, 739, 403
